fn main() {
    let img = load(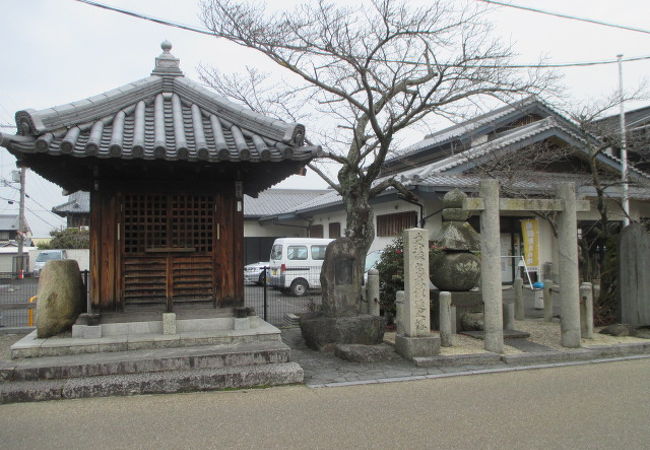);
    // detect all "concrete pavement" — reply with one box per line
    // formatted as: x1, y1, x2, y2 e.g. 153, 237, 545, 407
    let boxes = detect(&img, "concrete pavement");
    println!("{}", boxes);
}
1, 358, 649, 449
